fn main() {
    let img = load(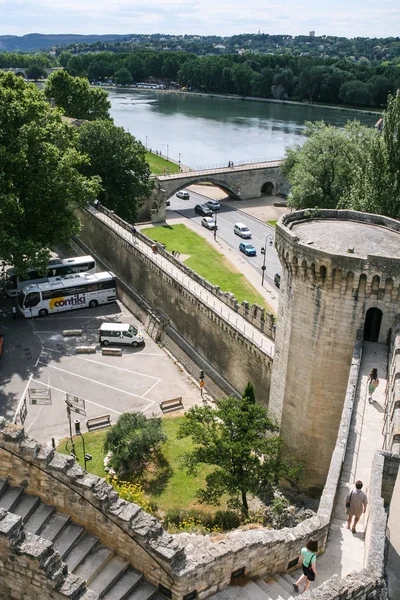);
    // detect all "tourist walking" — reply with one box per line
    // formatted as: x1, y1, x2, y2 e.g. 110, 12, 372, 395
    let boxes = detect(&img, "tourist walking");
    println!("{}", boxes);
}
131, 226, 137, 245
345, 480, 368, 533
368, 368, 379, 403
293, 539, 318, 594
